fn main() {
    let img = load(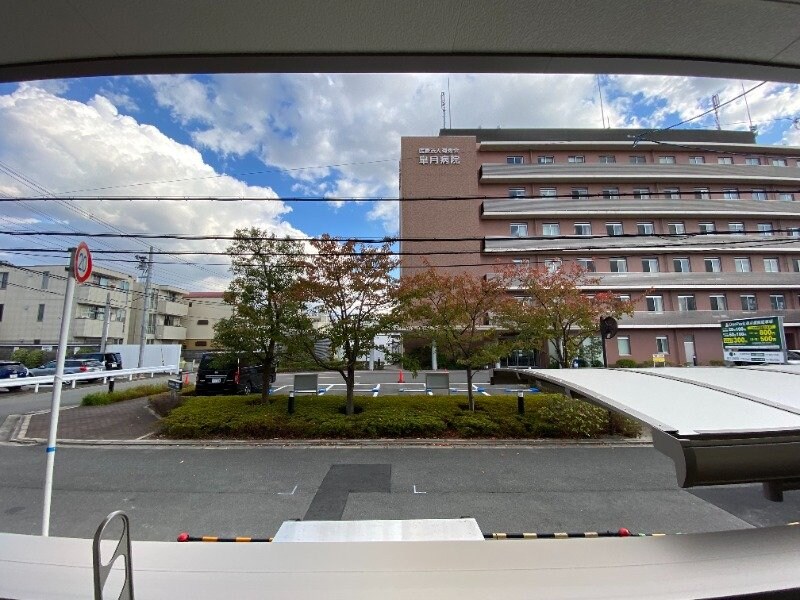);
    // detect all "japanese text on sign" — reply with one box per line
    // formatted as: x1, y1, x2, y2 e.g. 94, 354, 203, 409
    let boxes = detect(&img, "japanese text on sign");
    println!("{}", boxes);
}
418, 147, 461, 165
720, 317, 783, 349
